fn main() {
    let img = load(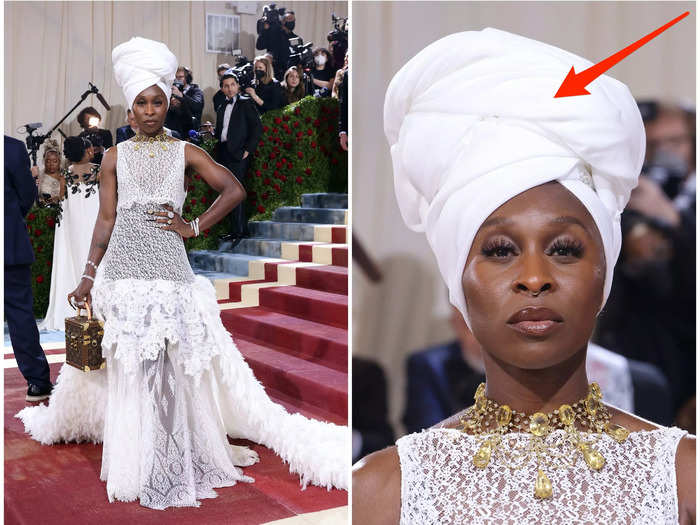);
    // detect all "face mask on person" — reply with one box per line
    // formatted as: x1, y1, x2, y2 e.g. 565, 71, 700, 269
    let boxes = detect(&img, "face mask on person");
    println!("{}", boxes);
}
285, 21, 295, 30
255, 70, 265, 80
314, 55, 327, 66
